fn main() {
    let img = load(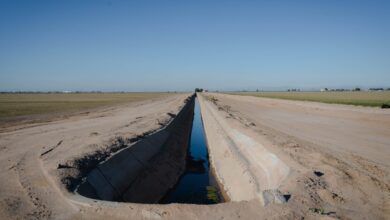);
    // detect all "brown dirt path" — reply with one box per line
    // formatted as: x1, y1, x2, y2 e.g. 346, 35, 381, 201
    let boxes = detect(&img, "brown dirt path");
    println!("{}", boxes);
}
199, 92, 390, 219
